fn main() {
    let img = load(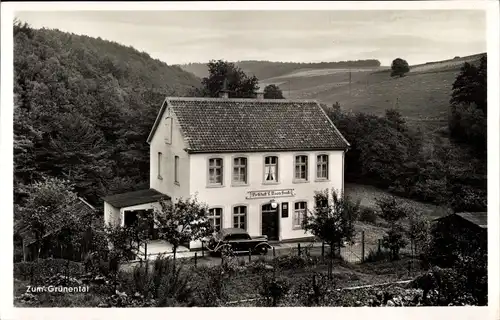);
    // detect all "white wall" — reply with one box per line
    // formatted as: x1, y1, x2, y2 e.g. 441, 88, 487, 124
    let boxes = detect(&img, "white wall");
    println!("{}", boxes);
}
104, 202, 120, 227
149, 106, 190, 201
189, 150, 345, 241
